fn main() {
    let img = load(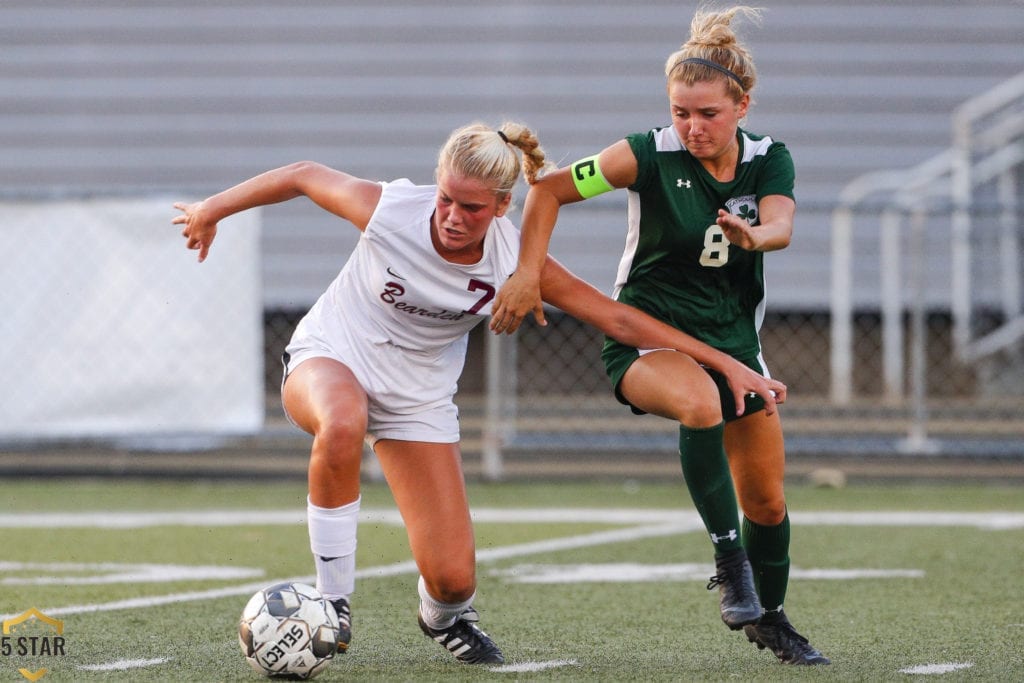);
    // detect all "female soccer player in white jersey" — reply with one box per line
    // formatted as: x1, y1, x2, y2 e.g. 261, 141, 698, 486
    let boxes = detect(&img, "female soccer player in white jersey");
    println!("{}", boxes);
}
173, 120, 785, 666
490, 6, 829, 667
